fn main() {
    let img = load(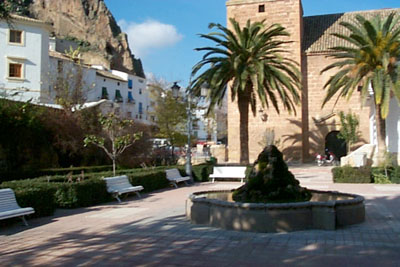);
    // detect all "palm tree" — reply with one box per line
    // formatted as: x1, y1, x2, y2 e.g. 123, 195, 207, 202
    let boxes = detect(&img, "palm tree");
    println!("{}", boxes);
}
322, 13, 400, 161
191, 18, 302, 164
